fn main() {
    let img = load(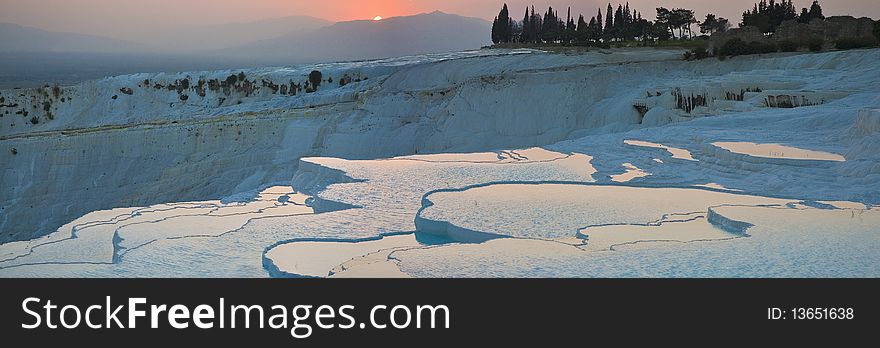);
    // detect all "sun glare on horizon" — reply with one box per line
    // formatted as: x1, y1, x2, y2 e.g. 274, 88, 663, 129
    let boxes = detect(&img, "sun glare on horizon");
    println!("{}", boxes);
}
373, 16, 383, 21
